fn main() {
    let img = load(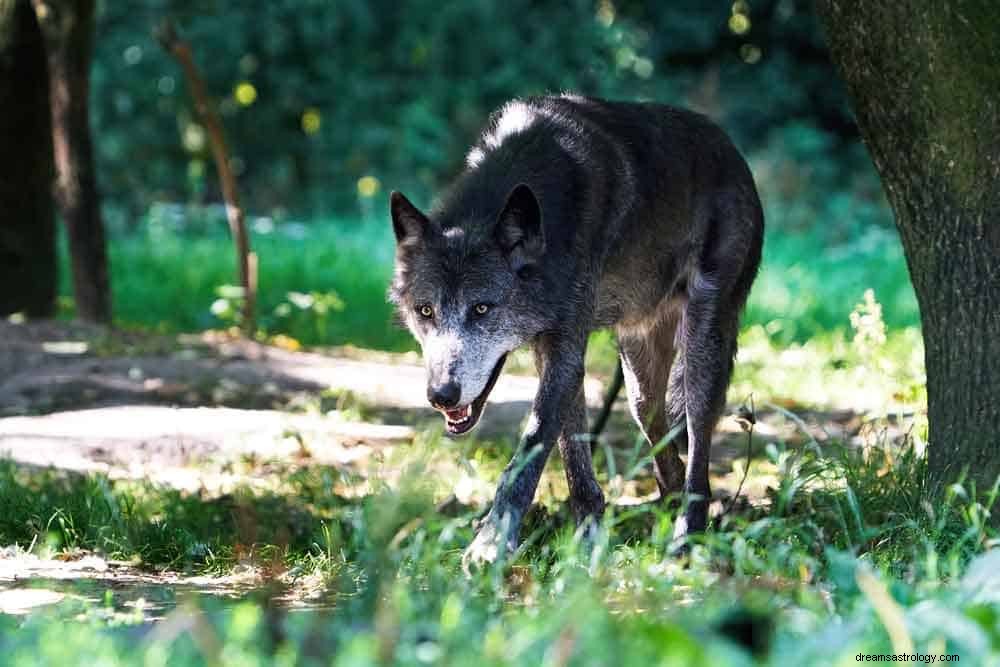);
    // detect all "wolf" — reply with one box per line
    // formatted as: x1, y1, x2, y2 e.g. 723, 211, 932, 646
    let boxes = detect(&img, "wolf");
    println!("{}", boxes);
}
388, 94, 764, 566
